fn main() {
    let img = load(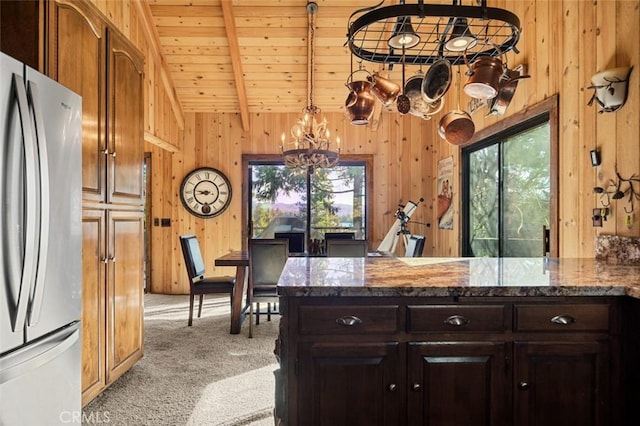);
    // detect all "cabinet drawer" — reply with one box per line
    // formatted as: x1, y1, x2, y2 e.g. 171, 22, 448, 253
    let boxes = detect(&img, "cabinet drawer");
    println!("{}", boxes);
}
298, 305, 399, 335
407, 305, 506, 332
514, 304, 610, 332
